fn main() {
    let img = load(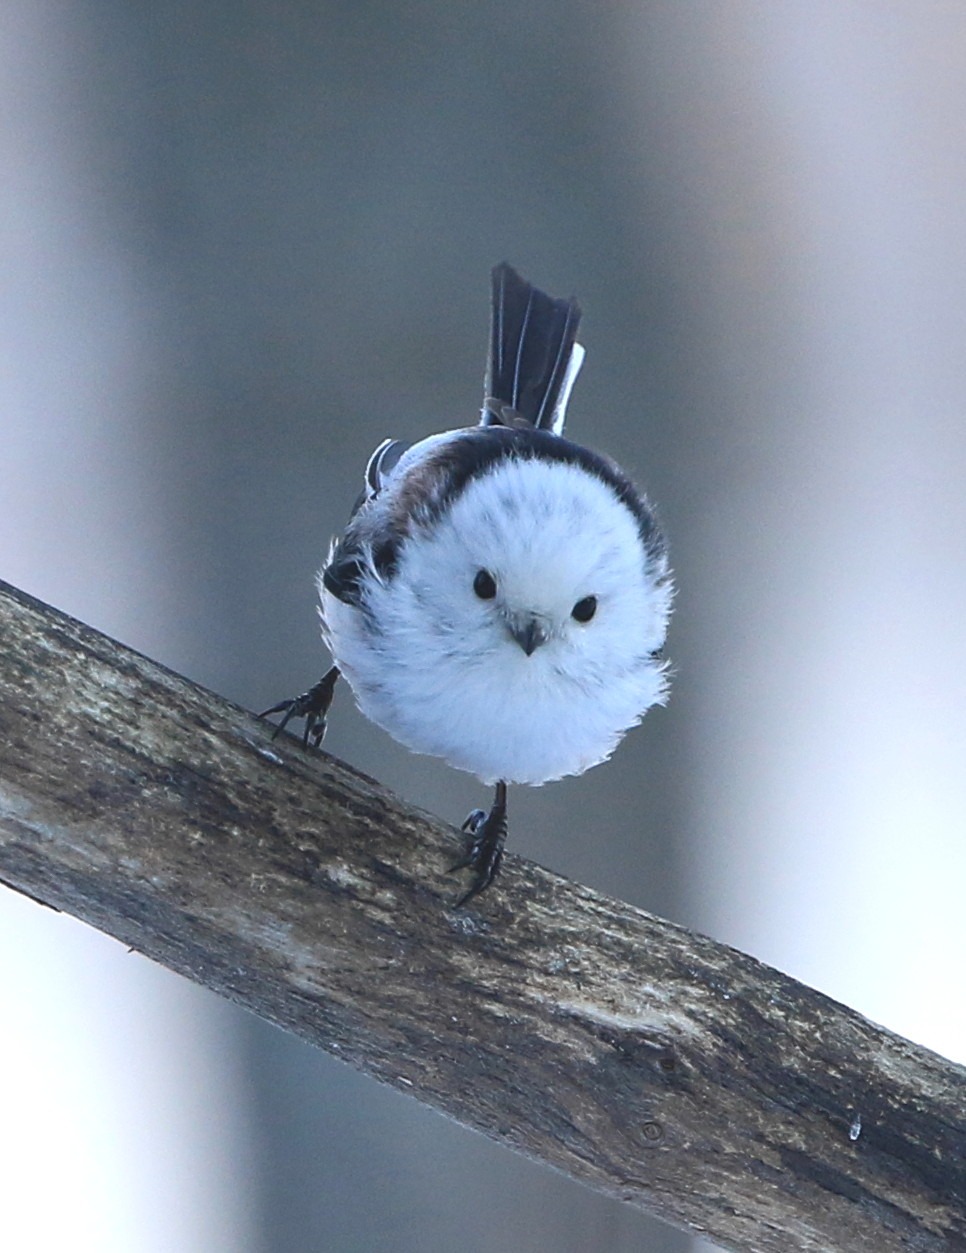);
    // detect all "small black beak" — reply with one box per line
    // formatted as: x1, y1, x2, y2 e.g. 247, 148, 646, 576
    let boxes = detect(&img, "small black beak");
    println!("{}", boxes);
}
510, 617, 548, 657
